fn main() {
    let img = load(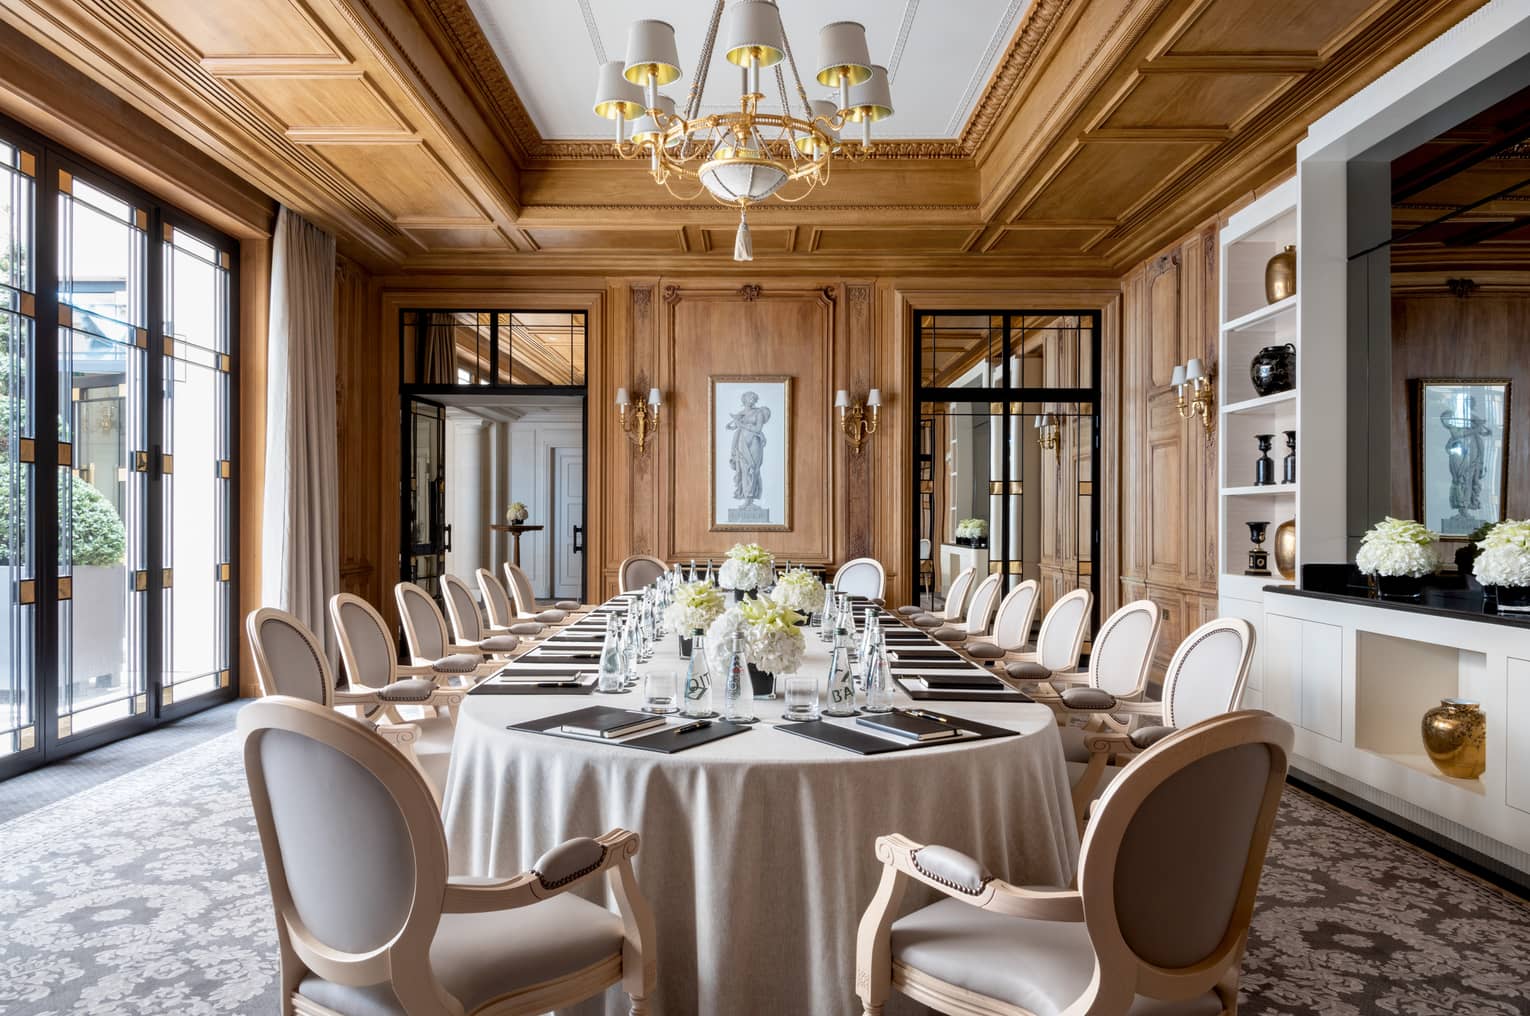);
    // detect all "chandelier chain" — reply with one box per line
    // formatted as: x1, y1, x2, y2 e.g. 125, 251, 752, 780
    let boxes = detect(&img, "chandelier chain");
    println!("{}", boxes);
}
685, 0, 727, 121
777, 16, 815, 121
